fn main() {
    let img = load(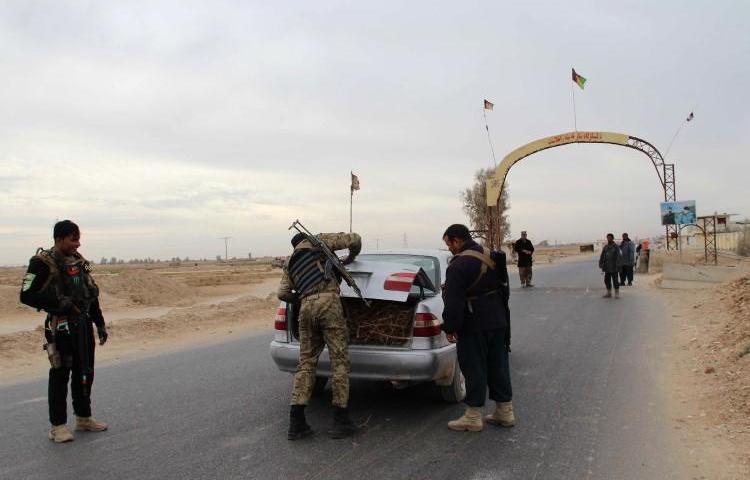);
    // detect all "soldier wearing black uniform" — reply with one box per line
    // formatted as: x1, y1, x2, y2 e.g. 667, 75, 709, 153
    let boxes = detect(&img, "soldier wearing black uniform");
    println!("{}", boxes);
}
441, 224, 514, 431
19, 220, 109, 443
